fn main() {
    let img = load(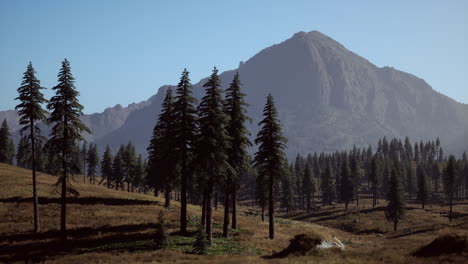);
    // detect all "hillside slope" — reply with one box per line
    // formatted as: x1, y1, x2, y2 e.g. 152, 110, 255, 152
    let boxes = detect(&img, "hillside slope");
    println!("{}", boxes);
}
1, 163, 466, 263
